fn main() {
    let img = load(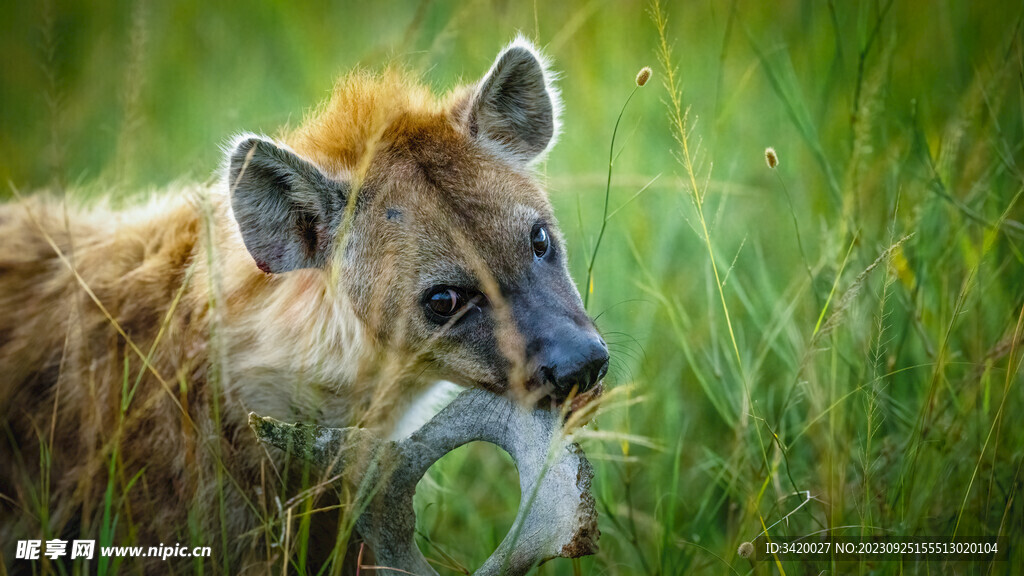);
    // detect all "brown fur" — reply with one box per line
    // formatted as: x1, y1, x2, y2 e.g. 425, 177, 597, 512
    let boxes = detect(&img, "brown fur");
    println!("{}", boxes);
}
1, 40, 599, 574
